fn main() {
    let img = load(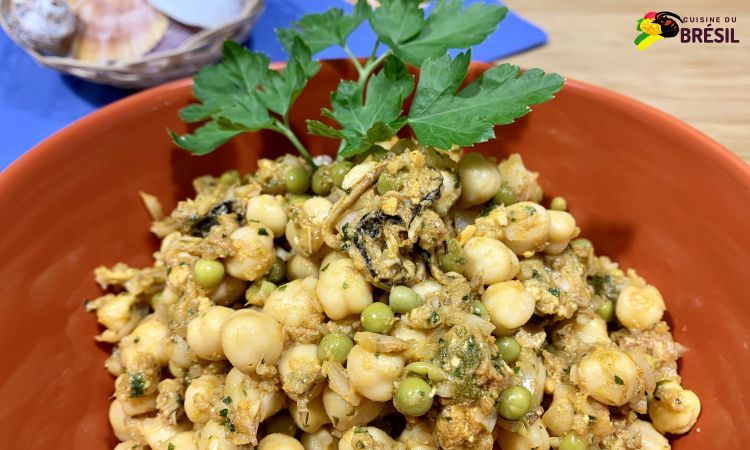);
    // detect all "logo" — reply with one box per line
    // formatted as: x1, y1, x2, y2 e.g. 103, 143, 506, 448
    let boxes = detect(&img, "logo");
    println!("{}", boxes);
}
634, 11, 741, 49
634, 11, 682, 50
